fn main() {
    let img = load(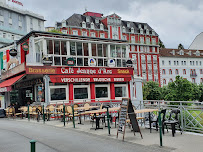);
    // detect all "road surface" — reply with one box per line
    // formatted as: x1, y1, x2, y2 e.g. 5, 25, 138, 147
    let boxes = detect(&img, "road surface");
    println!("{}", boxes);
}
0, 119, 170, 152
